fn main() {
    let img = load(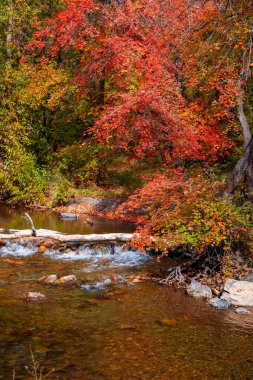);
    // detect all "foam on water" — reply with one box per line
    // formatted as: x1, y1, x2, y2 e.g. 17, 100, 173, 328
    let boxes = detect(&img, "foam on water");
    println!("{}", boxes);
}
45, 245, 149, 269
81, 279, 112, 291
0, 241, 37, 257
0, 240, 149, 270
